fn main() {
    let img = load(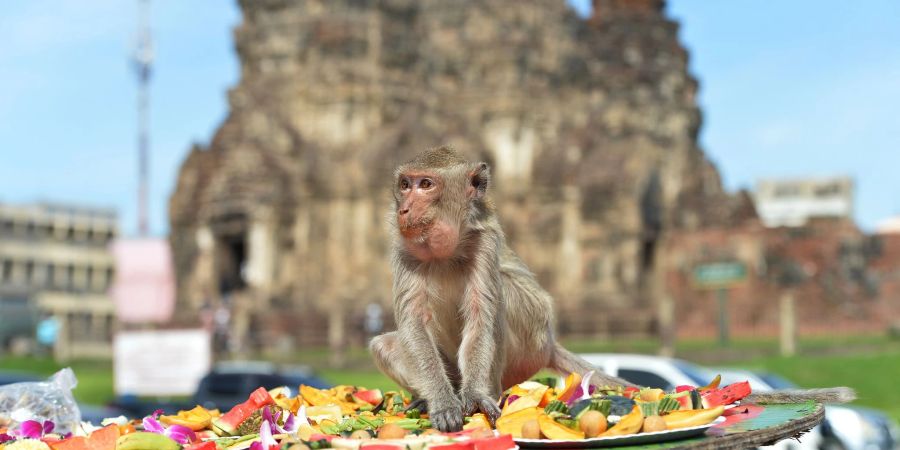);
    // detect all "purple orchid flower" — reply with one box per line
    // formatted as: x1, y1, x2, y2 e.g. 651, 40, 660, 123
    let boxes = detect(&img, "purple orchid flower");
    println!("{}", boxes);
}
249, 421, 279, 450
14, 420, 54, 439
0, 433, 14, 443
141, 412, 197, 444
565, 370, 596, 406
